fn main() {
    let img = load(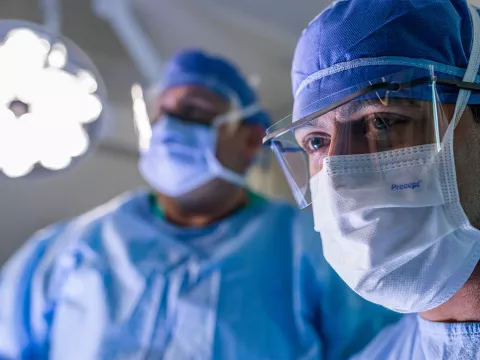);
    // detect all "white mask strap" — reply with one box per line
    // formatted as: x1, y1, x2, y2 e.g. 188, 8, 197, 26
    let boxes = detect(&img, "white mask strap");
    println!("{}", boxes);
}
453, 5, 480, 126
205, 151, 247, 188
209, 96, 259, 189
208, 102, 261, 188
